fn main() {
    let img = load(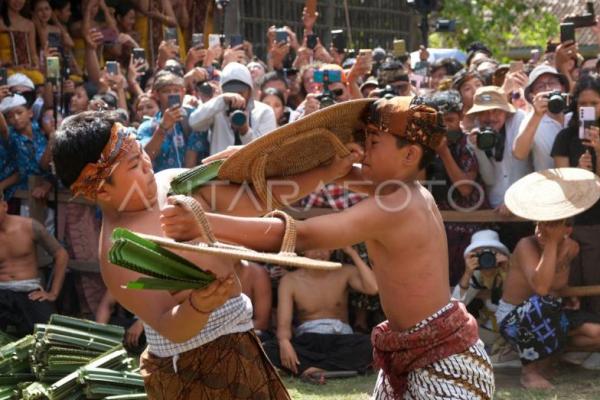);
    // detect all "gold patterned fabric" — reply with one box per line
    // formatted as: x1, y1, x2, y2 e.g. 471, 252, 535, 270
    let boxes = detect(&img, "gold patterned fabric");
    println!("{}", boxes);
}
140, 331, 291, 400
366, 96, 446, 149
